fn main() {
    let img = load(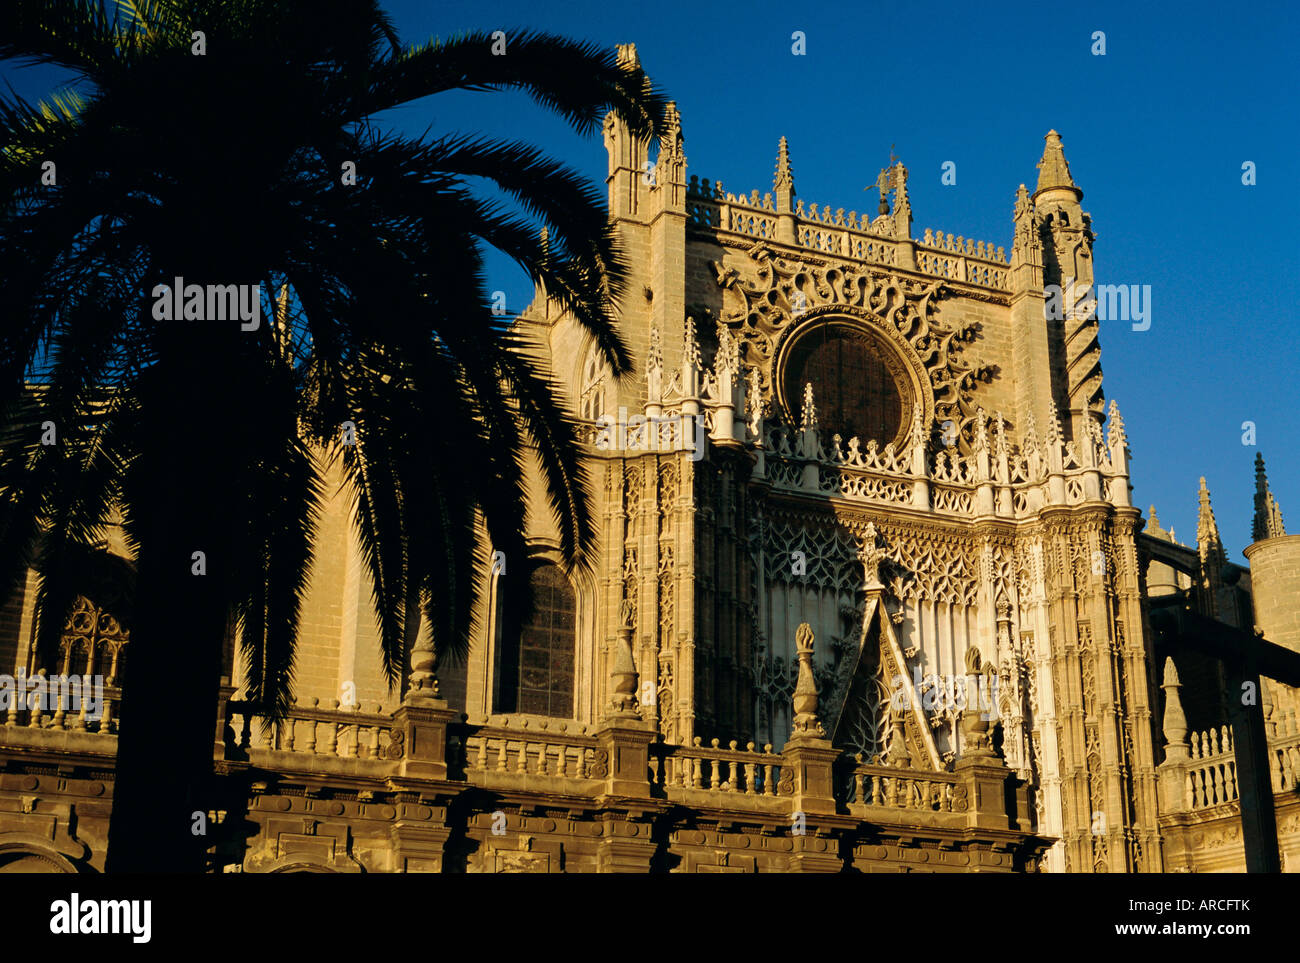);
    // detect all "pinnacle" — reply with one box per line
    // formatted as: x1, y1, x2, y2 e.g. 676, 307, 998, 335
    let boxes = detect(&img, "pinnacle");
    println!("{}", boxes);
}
615, 42, 640, 70
1035, 129, 1081, 198
1147, 505, 1172, 542
1252, 452, 1288, 541
774, 136, 794, 193
1197, 476, 1225, 566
